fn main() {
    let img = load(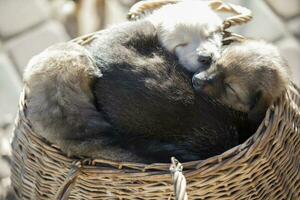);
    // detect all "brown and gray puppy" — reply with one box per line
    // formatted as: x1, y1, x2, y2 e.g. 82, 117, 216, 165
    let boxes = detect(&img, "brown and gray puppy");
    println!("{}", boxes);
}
192, 40, 290, 123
